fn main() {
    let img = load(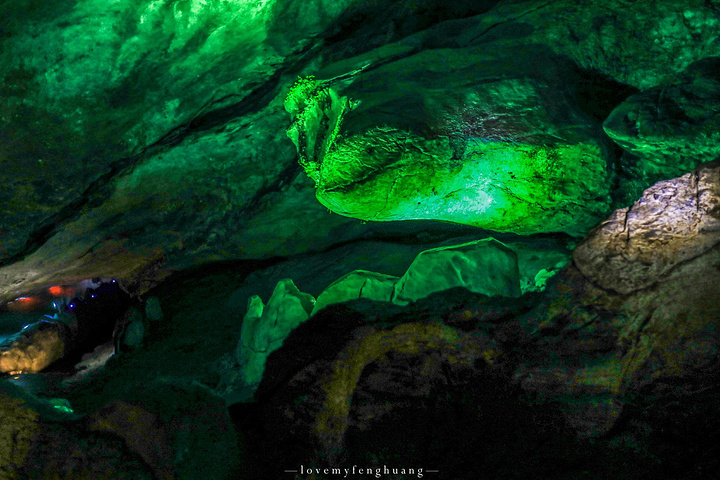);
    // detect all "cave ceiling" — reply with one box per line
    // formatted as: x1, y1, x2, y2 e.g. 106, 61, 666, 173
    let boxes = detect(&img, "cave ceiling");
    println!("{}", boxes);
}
1, 0, 719, 302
